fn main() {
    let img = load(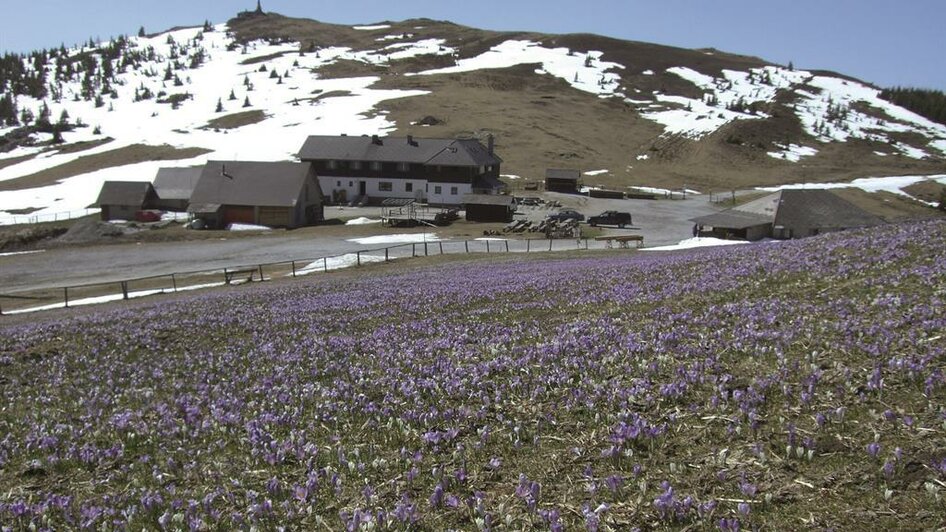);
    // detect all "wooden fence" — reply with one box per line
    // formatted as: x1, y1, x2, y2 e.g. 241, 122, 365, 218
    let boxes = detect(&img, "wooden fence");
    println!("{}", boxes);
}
0, 236, 628, 315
